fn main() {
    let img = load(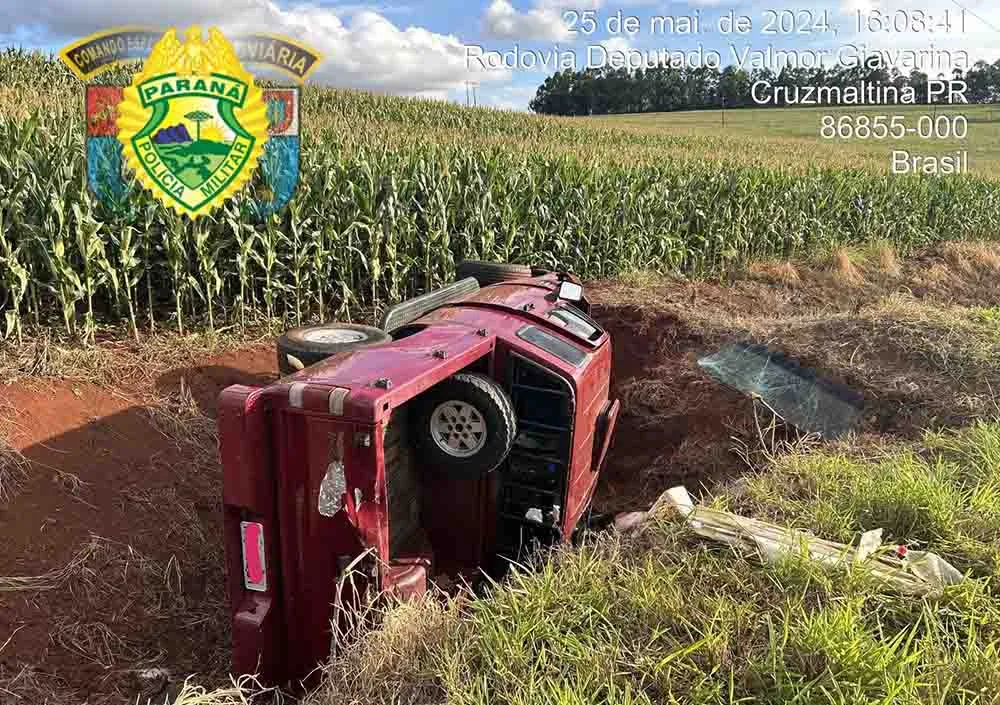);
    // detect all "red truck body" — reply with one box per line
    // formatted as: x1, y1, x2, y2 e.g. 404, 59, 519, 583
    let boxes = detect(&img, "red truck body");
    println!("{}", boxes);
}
217, 272, 619, 685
